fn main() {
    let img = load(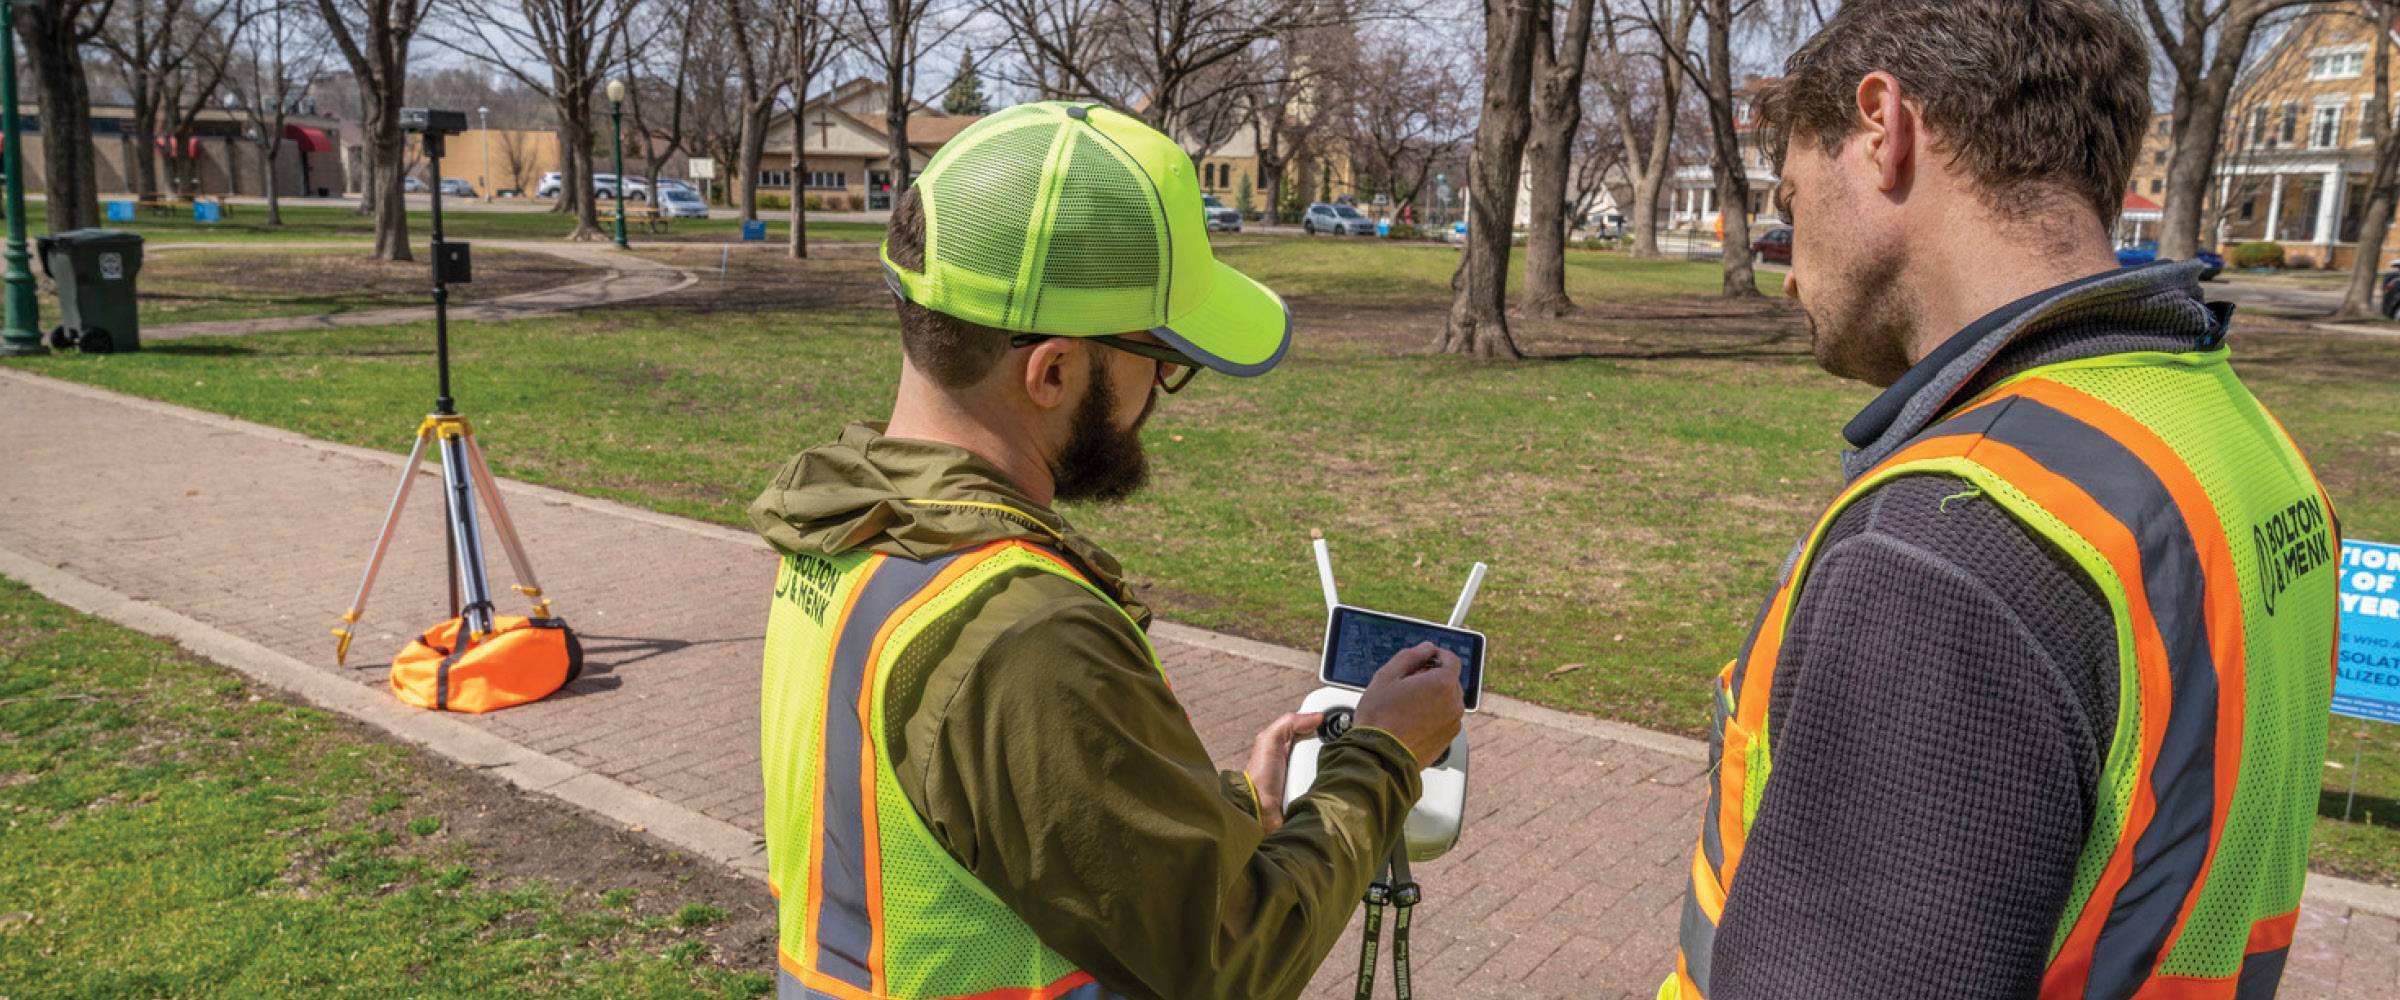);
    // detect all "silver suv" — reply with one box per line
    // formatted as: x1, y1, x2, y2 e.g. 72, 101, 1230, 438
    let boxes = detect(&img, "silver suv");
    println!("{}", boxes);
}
1202, 194, 1243, 232
1303, 202, 1375, 236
